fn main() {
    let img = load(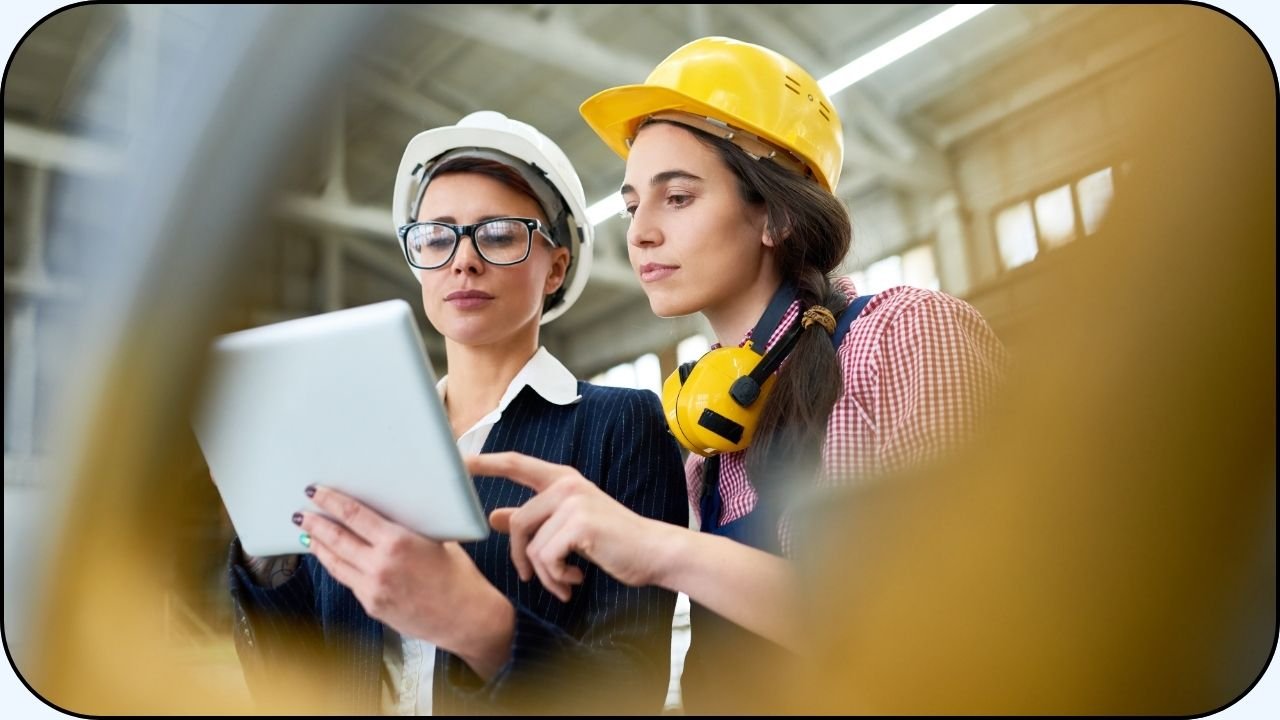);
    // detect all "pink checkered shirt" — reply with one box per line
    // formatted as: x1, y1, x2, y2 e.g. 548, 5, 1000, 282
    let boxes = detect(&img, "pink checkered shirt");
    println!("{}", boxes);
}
686, 277, 1009, 554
